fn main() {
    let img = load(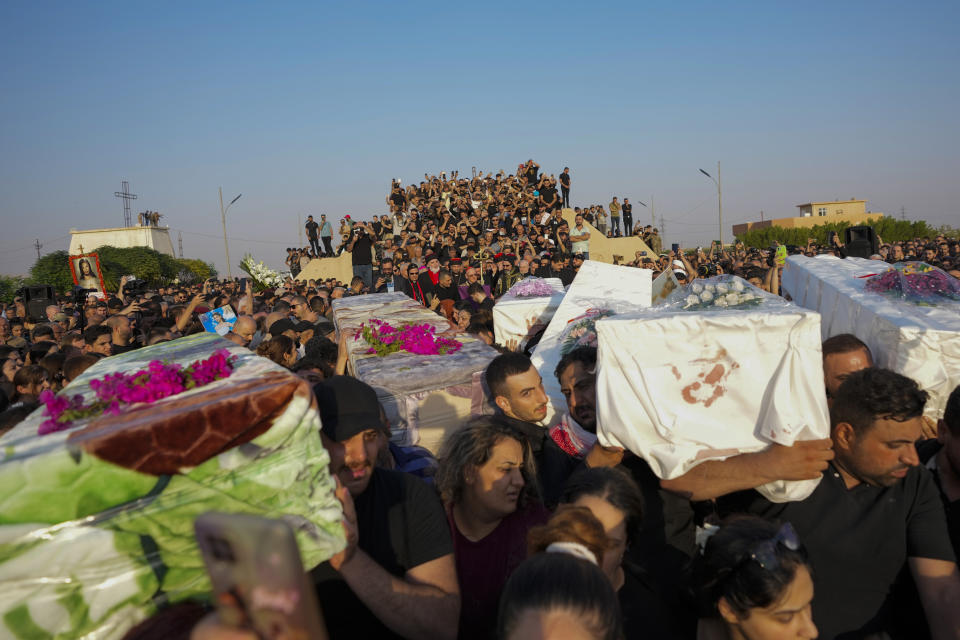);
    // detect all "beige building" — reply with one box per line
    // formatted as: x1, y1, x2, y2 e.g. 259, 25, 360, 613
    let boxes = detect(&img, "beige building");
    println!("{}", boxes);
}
732, 199, 883, 236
